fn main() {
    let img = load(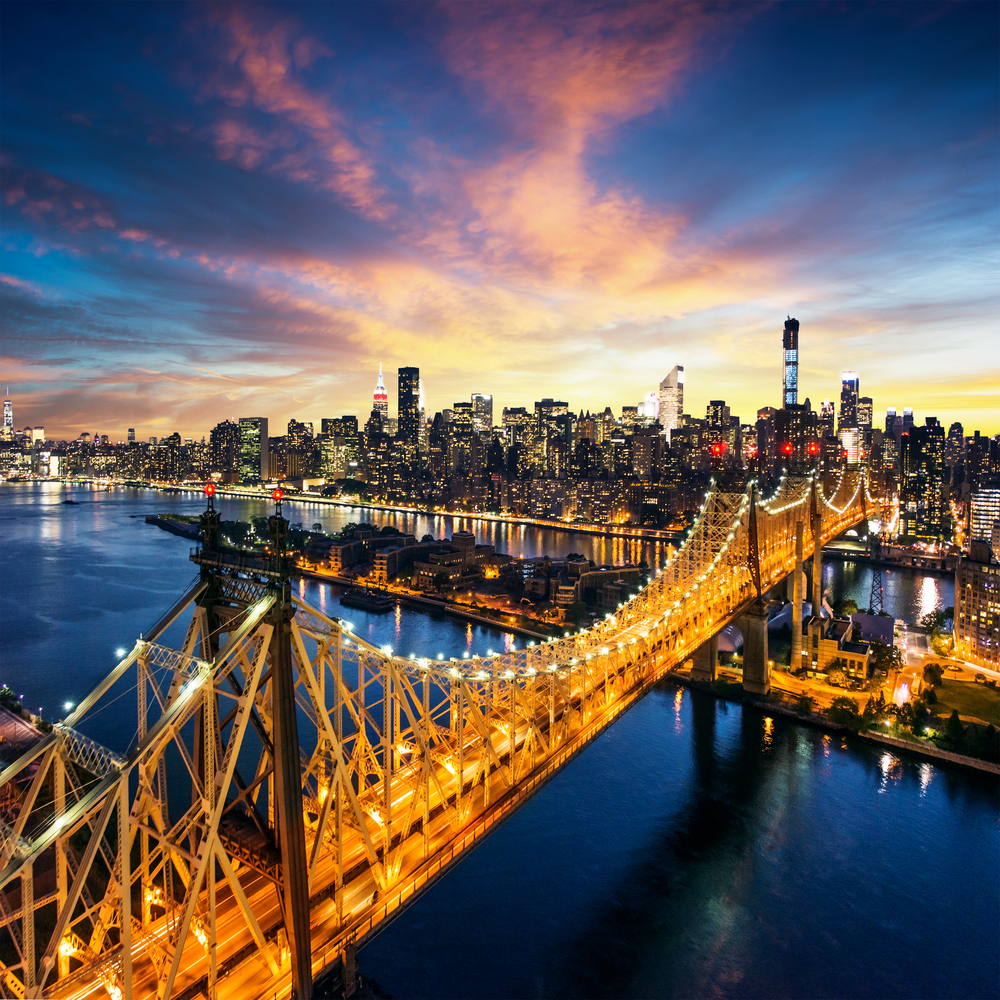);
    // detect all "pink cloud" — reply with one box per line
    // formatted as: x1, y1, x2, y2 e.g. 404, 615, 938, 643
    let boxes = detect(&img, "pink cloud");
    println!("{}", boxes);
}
196, 8, 390, 219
